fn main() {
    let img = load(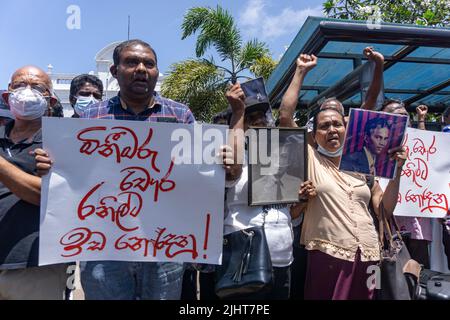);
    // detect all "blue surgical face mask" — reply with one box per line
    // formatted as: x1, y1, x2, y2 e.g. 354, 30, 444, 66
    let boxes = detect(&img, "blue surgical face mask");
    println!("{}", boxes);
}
74, 95, 99, 115
317, 143, 343, 158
